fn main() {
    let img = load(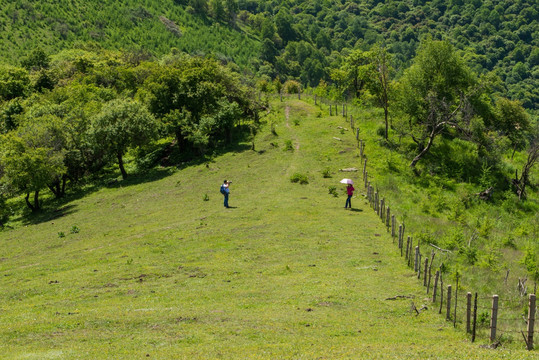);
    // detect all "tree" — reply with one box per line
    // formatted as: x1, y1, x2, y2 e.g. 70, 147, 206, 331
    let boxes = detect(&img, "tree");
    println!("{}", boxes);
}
224, 0, 239, 23
495, 98, 531, 158
0, 65, 30, 101
0, 117, 66, 211
398, 39, 476, 168
275, 9, 296, 45
333, 49, 371, 99
21, 48, 50, 71
366, 45, 393, 140
91, 98, 159, 179
209, 0, 225, 21
513, 137, 539, 201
